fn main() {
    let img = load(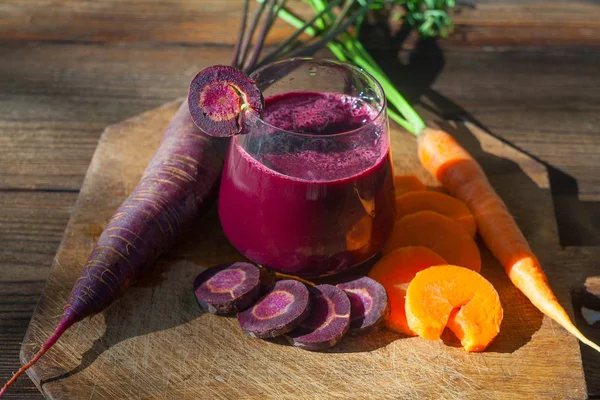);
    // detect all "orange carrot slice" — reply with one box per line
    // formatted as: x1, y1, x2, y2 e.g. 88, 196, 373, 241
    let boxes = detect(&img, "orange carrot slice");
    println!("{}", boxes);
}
368, 246, 447, 335
394, 191, 477, 237
393, 175, 427, 197
383, 210, 481, 272
405, 265, 503, 352
418, 127, 600, 353
346, 215, 373, 253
